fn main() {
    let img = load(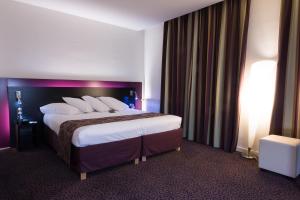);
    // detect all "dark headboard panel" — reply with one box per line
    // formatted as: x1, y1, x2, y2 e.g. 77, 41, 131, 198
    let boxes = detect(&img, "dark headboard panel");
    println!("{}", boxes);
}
0, 78, 142, 148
